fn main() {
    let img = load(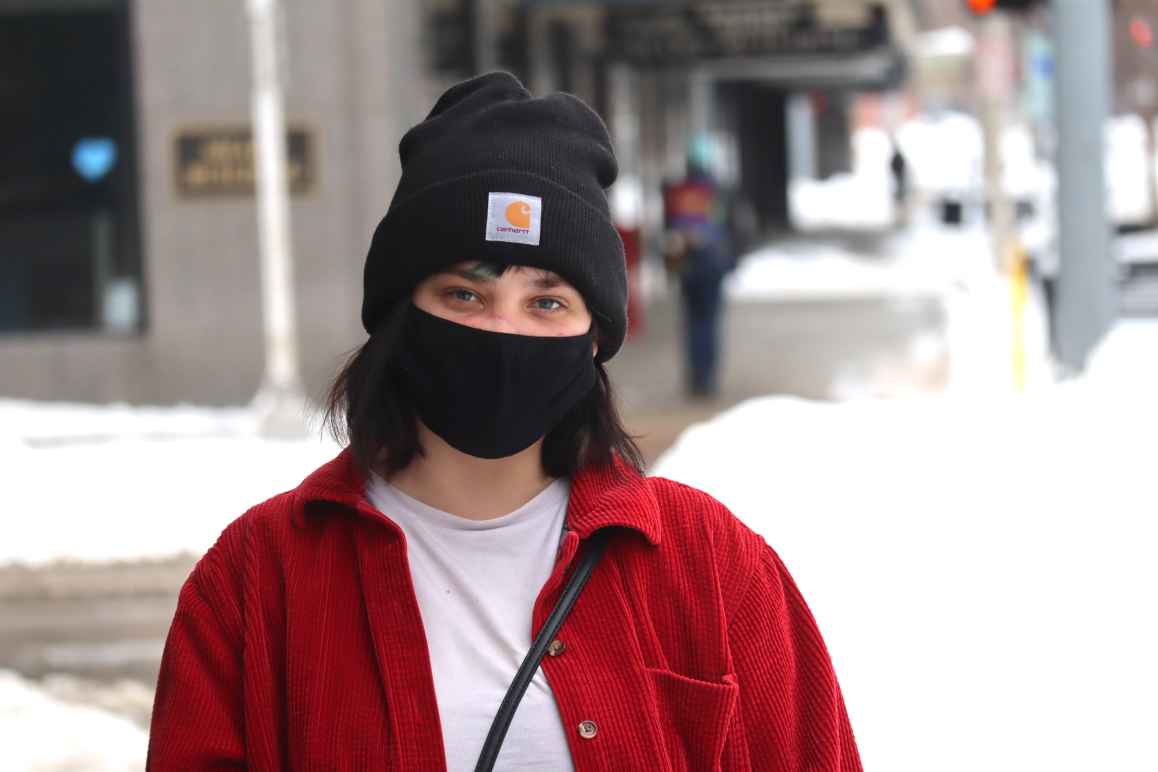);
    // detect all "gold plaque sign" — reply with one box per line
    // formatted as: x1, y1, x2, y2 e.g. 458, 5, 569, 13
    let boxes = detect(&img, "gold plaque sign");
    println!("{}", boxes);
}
175, 127, 315, 197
